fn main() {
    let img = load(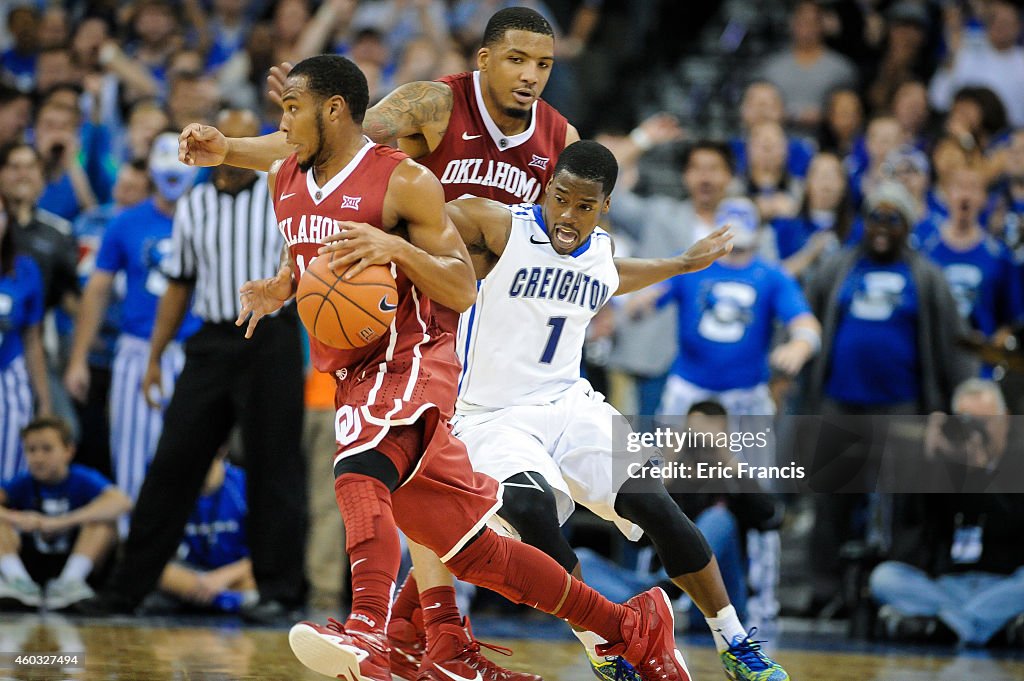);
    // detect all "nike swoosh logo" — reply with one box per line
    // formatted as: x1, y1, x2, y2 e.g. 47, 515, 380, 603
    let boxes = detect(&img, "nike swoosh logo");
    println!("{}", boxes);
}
279, 192, 295, 201
529, 236, 551, 244
379, 296, 398, 312
351, 558, 367, 569
423, 603, 442, 610
462, 132, 482, 140
434, 663, 483, 681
